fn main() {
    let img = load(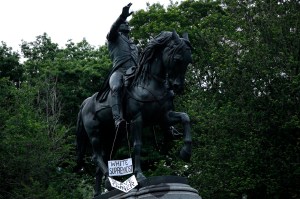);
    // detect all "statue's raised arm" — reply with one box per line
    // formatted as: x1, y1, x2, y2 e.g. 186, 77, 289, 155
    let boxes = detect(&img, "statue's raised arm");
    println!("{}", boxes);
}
107, 3, 134, 41
121, 3, 134, 18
